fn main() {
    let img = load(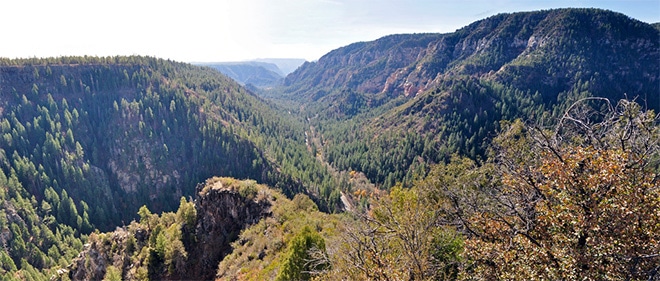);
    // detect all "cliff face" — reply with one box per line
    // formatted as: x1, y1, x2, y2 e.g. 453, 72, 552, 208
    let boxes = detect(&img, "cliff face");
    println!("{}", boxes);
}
68, 227, 136, 281
189, 178, 272, 280
284, 33, 440, 99
67, 177, 273, 281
